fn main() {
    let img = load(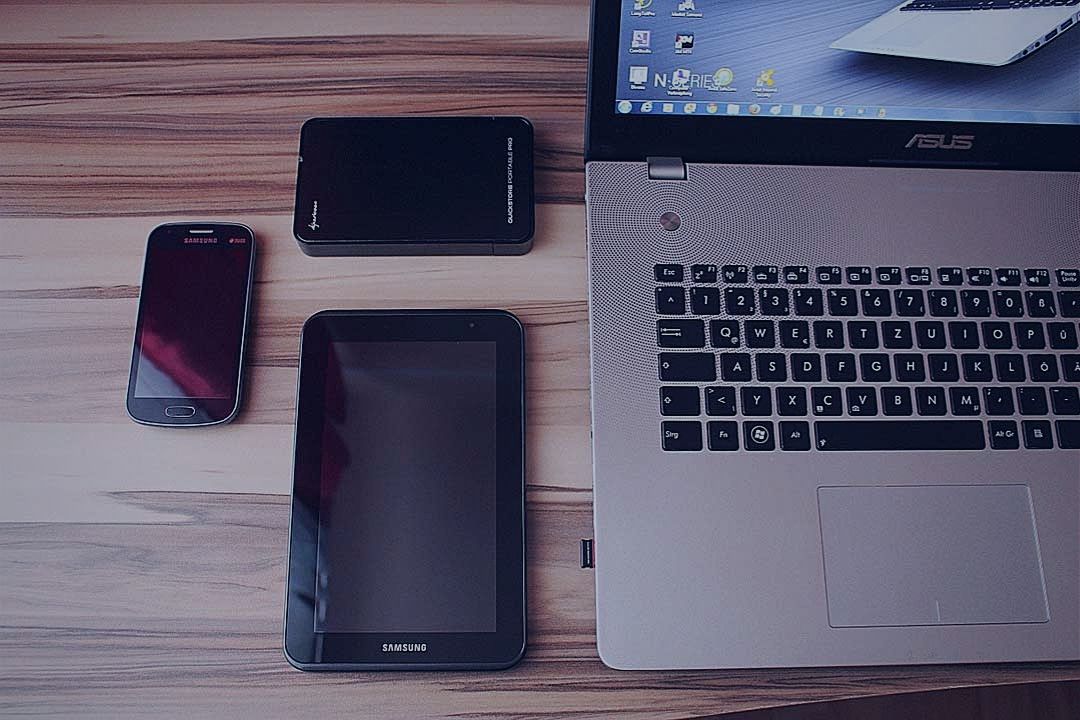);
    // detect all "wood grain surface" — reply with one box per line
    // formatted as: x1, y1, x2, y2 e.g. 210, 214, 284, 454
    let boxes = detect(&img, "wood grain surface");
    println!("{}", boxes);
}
2, 3, 1078, 719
